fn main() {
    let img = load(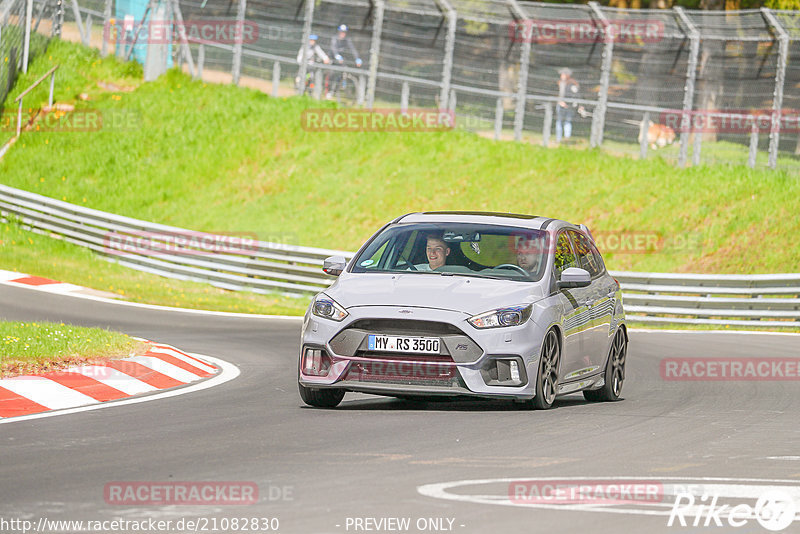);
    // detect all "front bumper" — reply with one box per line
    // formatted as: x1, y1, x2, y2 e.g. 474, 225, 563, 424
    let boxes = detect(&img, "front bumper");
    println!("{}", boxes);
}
299, 305, 545, 400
